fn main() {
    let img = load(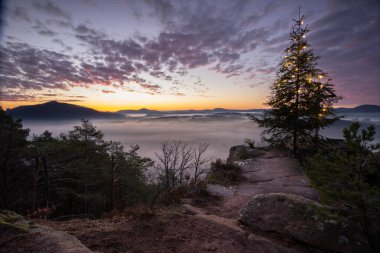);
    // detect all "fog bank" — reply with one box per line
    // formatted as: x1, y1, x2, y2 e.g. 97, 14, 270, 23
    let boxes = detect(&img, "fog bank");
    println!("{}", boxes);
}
23, 115, 380, 161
